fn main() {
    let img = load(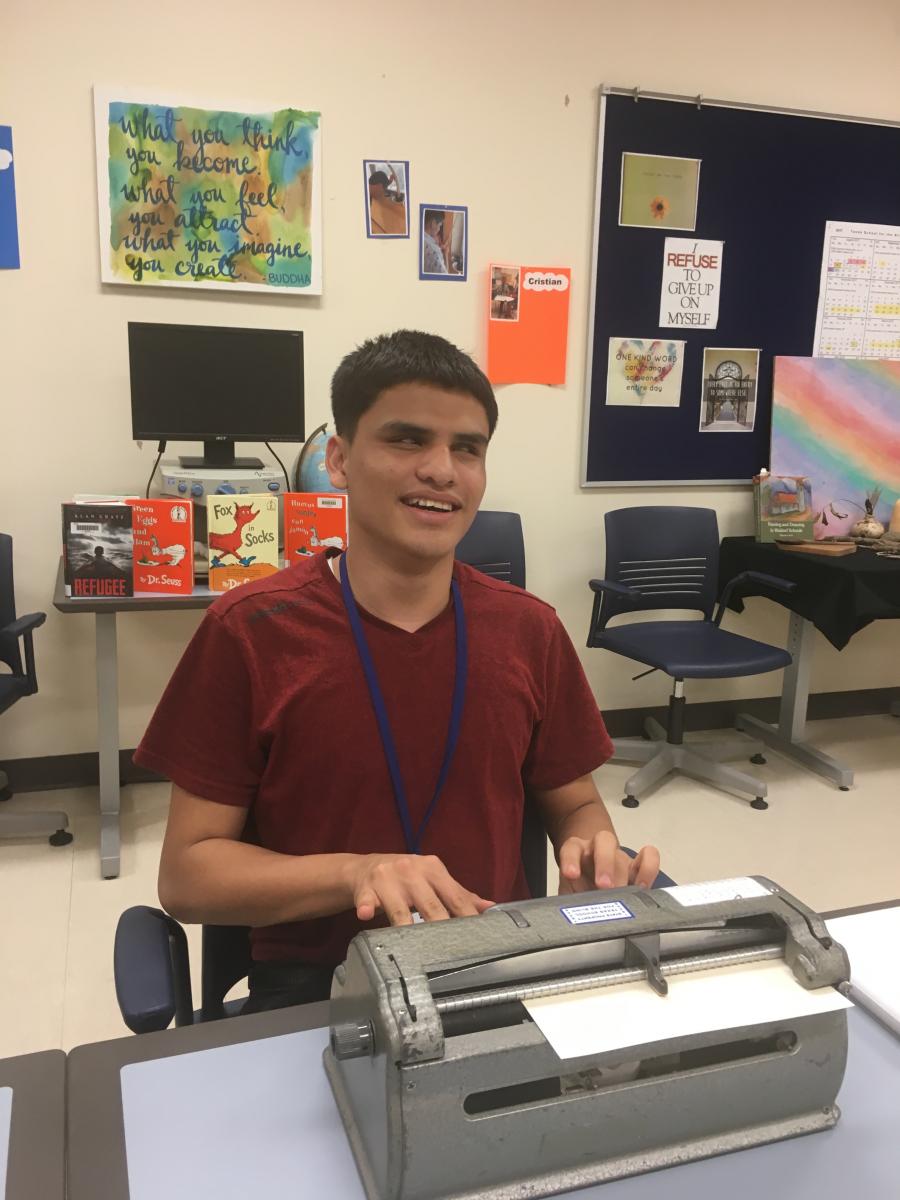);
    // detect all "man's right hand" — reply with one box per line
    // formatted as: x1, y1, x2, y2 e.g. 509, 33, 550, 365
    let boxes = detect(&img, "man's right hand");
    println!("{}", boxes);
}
348, 853, 494, 925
